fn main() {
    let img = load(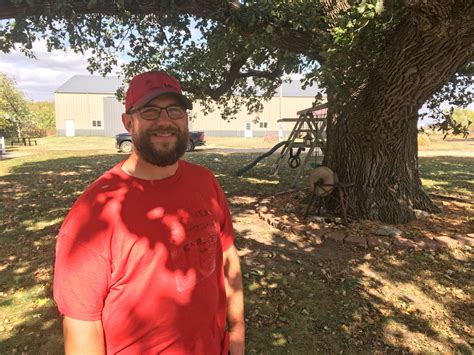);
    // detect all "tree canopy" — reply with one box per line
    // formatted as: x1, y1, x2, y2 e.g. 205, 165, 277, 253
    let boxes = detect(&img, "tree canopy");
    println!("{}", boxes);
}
1, 0, 472, 127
